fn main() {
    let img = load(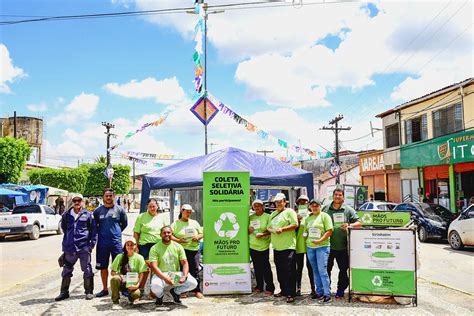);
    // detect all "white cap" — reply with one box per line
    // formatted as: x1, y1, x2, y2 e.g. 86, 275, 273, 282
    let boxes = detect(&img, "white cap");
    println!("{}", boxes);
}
71, 193, 83, 200
274, 193, 286, 201
252, 199, 264, 206
124, 237, 137, 245
181, 204, 193, 211
297, 194, 309, 202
